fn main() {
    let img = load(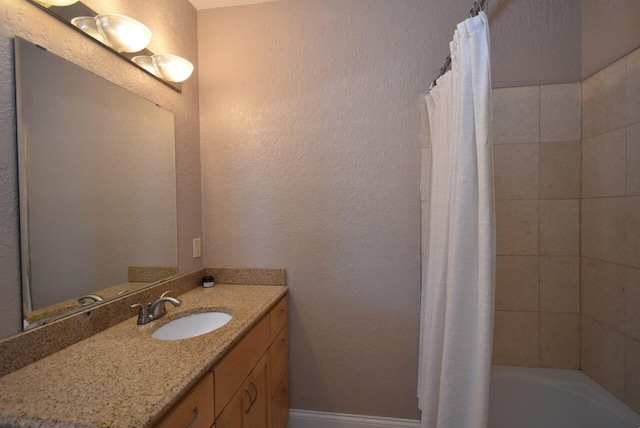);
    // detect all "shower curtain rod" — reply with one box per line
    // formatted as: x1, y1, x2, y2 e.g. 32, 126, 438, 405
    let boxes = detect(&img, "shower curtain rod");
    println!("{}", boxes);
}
430, 0, 488, 88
